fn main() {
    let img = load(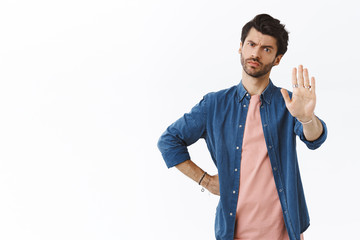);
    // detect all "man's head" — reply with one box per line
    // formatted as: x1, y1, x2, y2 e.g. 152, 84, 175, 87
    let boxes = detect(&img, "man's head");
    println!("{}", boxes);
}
241, 14, 289, 57
238, 14, 289, 78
